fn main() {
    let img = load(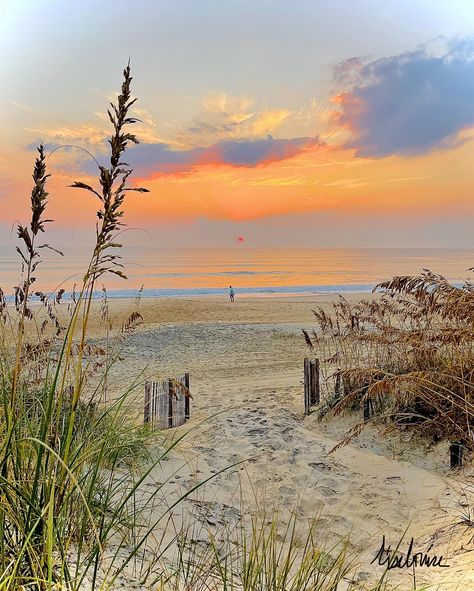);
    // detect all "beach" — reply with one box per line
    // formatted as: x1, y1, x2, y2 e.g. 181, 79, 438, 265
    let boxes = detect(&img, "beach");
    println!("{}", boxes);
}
86, 294, 474, 589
